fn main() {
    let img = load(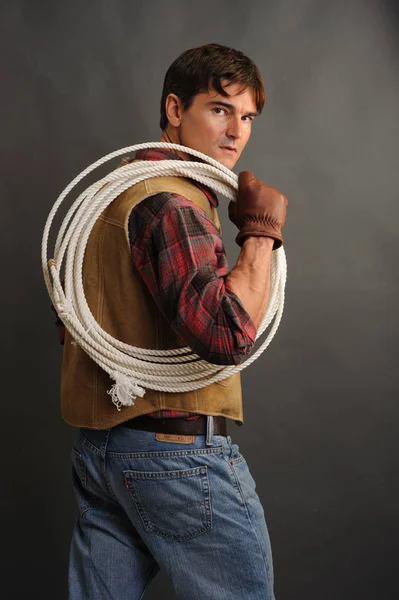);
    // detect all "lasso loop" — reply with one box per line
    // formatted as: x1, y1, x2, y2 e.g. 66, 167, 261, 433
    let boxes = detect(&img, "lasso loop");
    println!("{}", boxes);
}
41, 143, 287, 408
